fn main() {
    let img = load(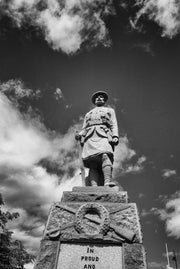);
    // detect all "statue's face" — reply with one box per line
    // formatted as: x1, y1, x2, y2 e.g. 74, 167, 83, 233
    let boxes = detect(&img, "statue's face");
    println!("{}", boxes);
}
95, 95, 105, 106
